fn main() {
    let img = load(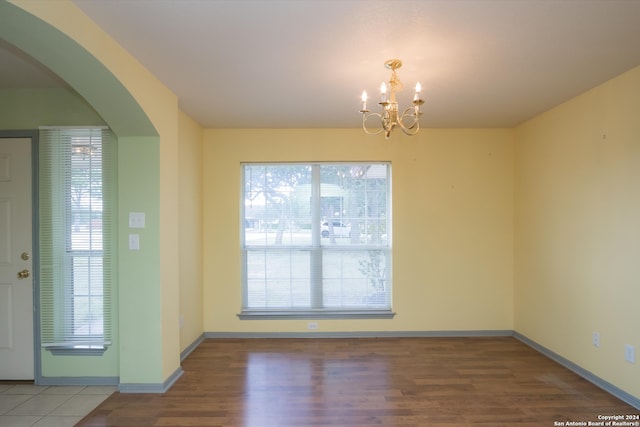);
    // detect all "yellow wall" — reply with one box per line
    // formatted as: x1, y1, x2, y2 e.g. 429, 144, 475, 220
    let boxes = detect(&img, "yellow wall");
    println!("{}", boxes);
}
203, 128, 515, 333
178, 111, 204, 350
515, 65, 640, 398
